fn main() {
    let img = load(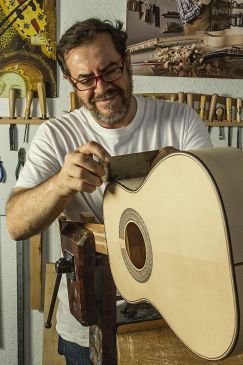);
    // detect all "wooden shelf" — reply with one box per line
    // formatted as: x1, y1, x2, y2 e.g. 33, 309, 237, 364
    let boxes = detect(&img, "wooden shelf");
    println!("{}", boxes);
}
1, 118, 243, 127
0, 117, 49, 125
205, 121, 243, 127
